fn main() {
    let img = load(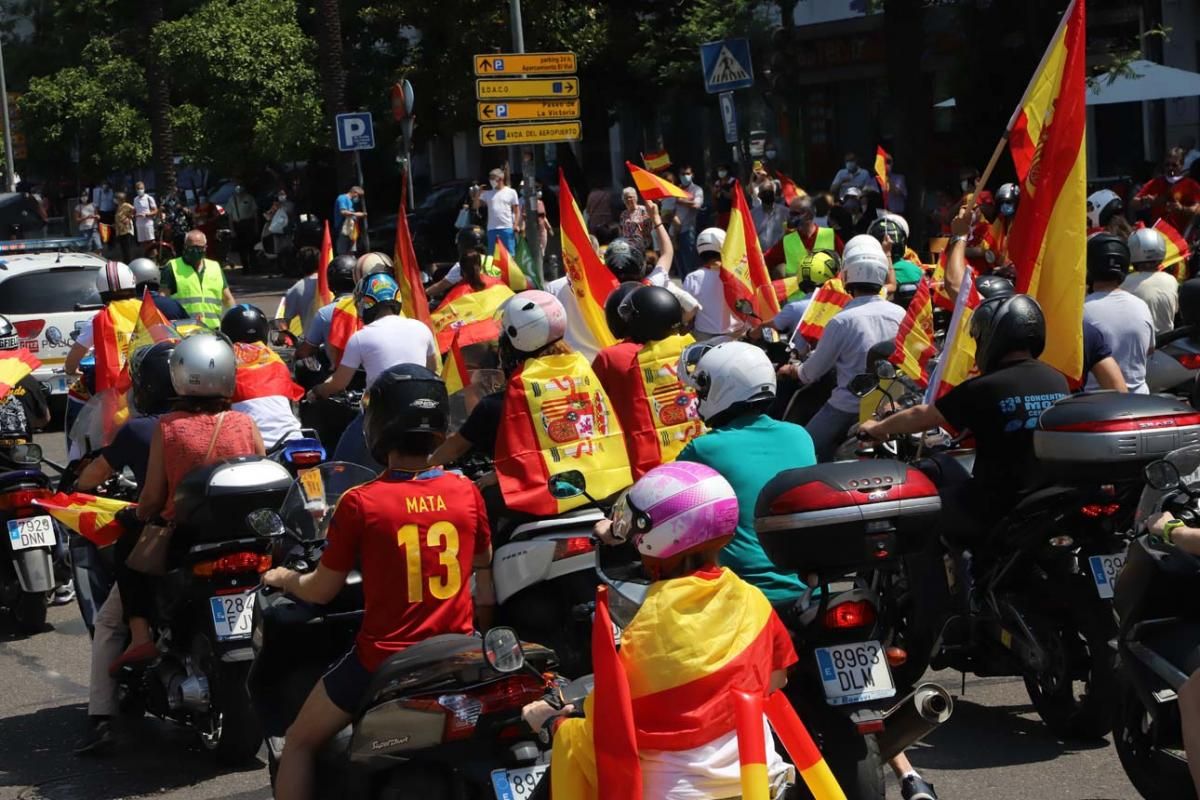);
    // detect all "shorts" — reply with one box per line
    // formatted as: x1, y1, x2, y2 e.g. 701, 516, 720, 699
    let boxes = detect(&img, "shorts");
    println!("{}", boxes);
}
322, 649, 373, 714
